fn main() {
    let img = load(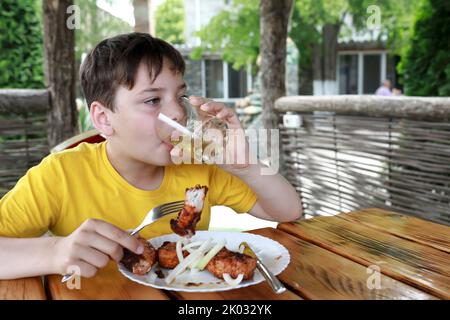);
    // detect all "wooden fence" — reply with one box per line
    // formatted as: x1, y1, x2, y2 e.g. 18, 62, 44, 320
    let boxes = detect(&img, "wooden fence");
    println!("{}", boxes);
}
2, 91, 450, 226
275, 95, 450, 225
0, 89, 49, 197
